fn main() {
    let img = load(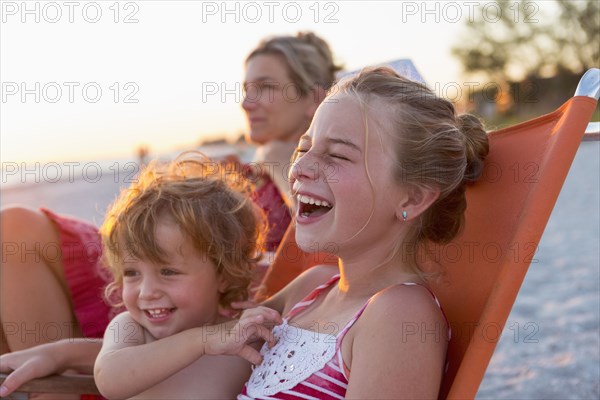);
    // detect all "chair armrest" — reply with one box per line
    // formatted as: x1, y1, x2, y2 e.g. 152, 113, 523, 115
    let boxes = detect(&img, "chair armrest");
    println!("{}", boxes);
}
574, 68, 600, 100
0, 373, 100, 395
